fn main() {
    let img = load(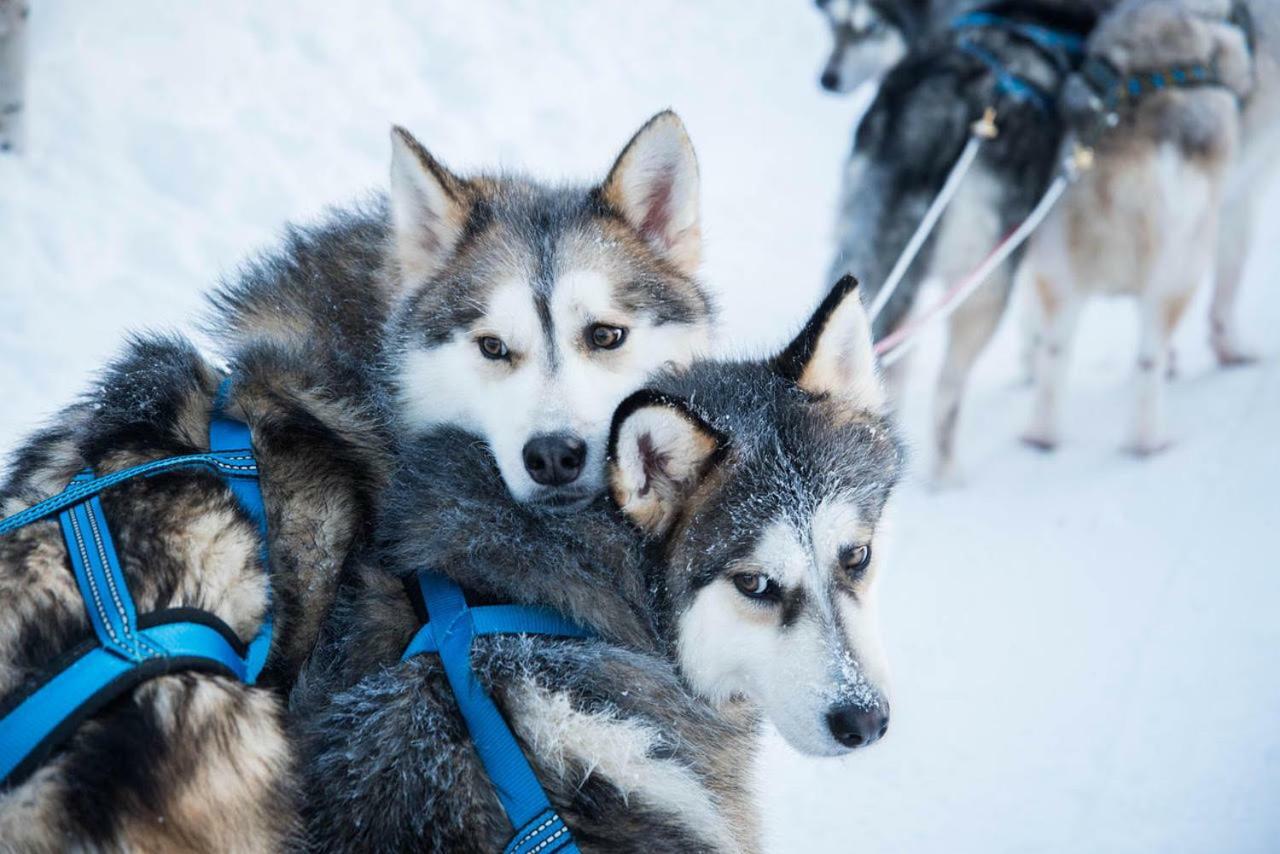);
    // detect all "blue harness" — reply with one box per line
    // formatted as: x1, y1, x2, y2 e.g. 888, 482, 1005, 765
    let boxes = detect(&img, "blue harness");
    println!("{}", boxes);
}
402, 571, 594, 854
951, 10, 1088, 113
0, 379, 273, 787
